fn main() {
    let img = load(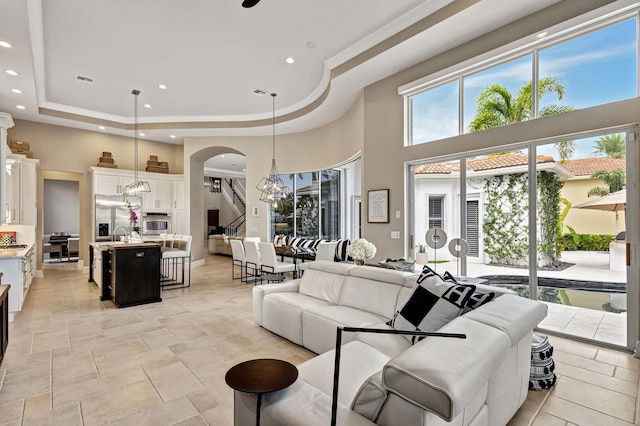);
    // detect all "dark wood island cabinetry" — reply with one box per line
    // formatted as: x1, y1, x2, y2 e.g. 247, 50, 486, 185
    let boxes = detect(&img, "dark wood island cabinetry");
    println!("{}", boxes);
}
108, 243, 162, 308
